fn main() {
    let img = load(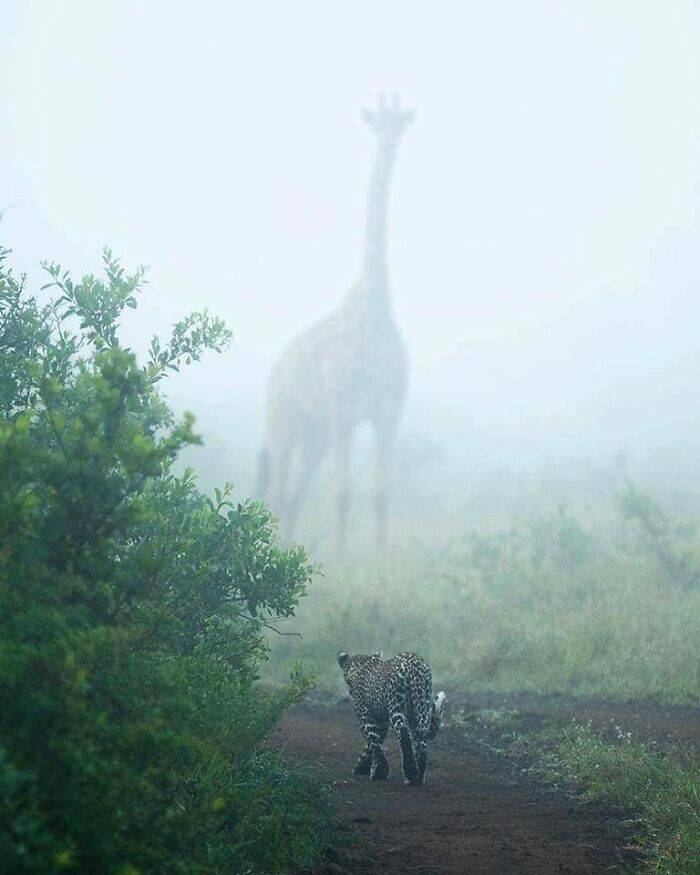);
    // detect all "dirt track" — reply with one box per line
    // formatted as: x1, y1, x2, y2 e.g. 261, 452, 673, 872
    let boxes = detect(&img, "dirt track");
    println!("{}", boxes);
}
461, 691, 700, 752
272, 700, 641, 874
